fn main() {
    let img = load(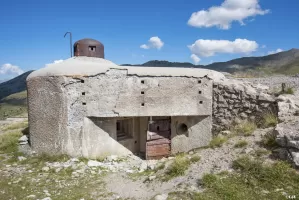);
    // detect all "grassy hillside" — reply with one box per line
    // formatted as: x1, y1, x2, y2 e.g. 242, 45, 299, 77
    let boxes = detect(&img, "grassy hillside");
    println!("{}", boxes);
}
0, 91, 28, 120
